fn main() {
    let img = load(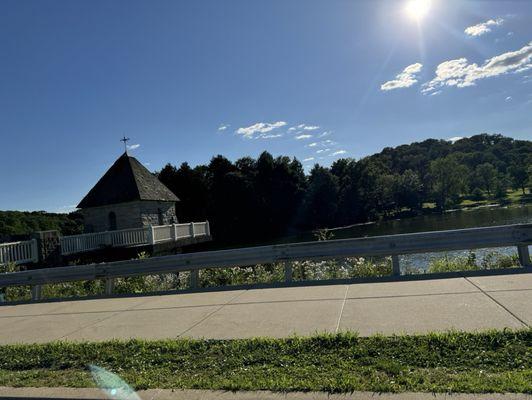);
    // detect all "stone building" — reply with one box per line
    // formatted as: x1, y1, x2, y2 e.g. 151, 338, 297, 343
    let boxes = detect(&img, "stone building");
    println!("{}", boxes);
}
77, 153, 179, 233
